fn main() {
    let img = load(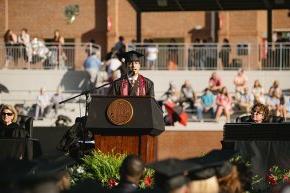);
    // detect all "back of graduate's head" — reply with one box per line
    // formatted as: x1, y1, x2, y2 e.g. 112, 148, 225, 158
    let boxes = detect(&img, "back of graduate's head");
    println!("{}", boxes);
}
119, 154, 145, 183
